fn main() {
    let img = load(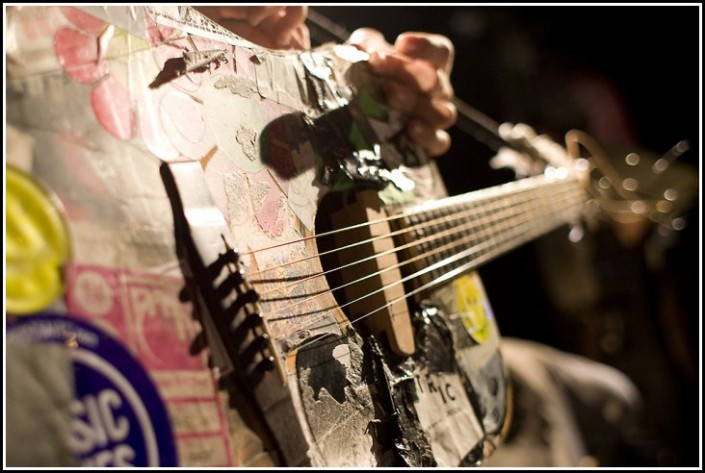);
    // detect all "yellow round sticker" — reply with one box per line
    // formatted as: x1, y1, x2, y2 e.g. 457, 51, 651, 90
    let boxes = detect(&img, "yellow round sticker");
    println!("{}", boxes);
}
453, 274, 492, 344
6, 166, 70, 315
